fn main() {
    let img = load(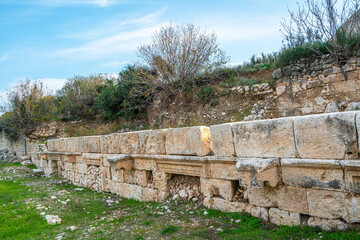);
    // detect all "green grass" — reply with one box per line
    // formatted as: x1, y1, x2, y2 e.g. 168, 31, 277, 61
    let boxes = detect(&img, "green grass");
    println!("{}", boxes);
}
160, 225, 179, 235
0, 165, 359, 239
